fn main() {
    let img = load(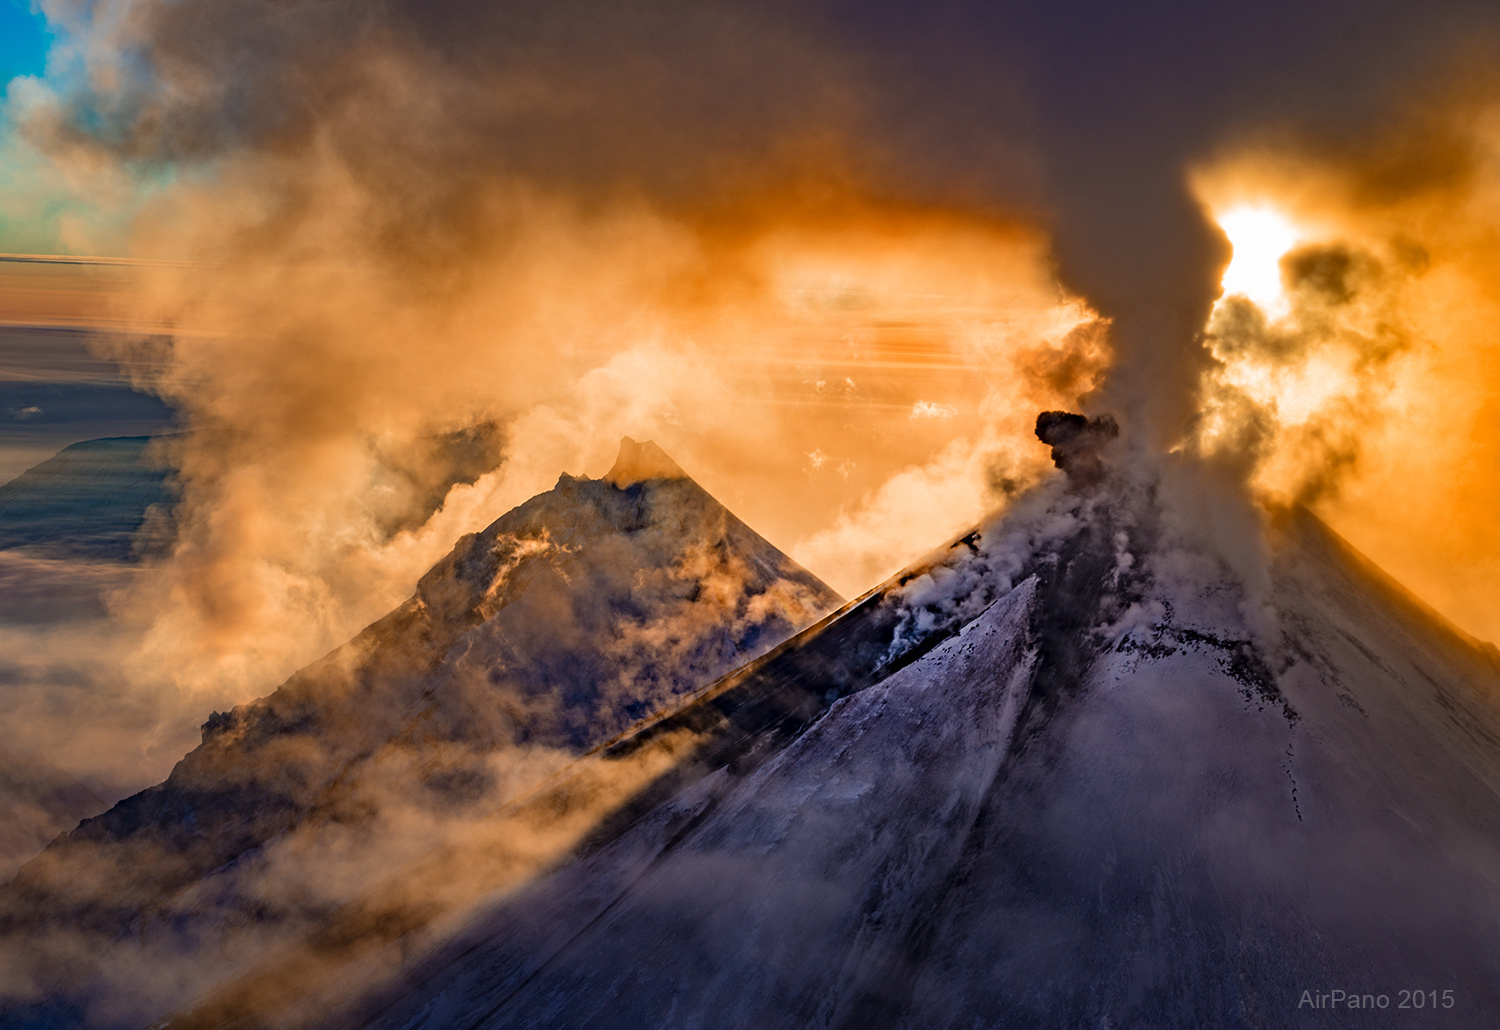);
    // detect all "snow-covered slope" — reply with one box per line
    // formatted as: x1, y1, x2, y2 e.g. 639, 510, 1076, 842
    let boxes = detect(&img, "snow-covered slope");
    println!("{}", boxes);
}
333, 483, 1500, 1030
0, 439, 839, 1028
